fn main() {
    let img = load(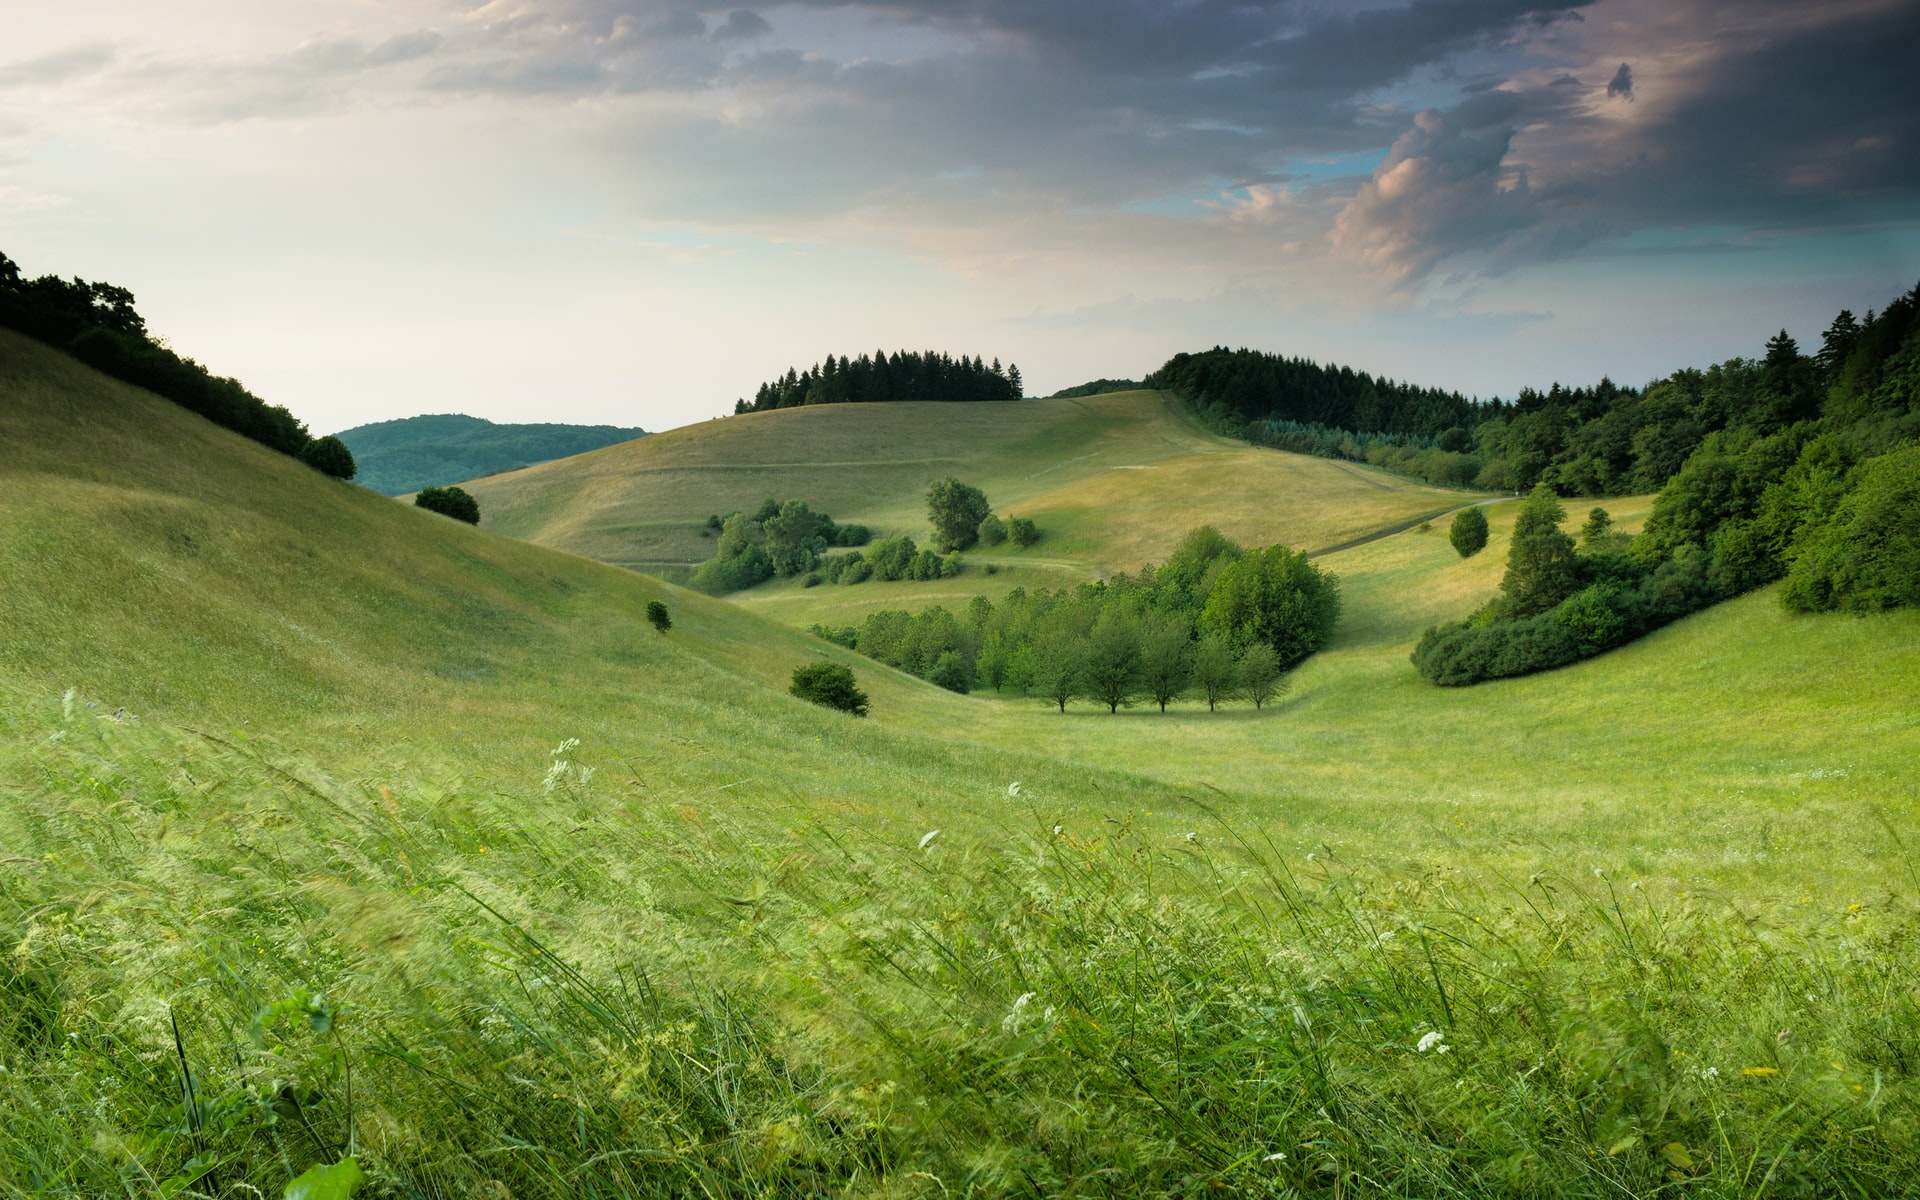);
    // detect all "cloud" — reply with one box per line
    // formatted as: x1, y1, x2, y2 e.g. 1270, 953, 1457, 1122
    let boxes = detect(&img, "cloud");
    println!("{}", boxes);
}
1605, 61, 1632, 100
0, 44, 115, 88
711, 9, 771, 41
